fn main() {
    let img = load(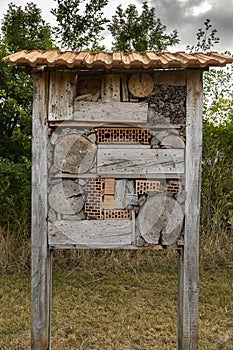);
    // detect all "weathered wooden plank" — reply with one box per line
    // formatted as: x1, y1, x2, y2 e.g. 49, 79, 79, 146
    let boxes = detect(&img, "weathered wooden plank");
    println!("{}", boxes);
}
102, 74, 121, 102
52, 173, 184, 179
49, 121, 181, 129
103, 195, 115, 209
114, 180, 127, 209
73, 101, 148, 123
98, 144, 151, 149
178, 70, 203, 350
97, 148, 184, 175
48, 71, 76, 121
31, 72, 50, 350
104, 178, 115, 194
48, 220, 132, 248
153, 70, 186, 86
